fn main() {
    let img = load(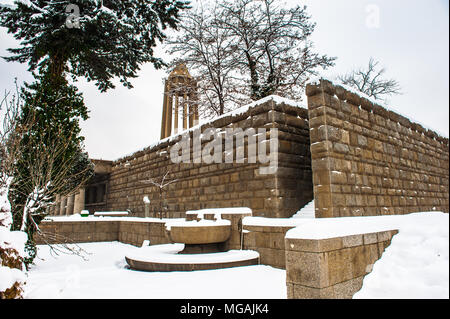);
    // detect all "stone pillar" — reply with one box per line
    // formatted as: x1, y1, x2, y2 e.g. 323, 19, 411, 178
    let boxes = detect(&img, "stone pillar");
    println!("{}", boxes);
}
182, 96, 187, 130
73, 188, 85, 214
160, 80, 168, 139
166, 94, 173, 137
66, 194, 75, 215
174, 95, 179, 134
59, 196, 66, 215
